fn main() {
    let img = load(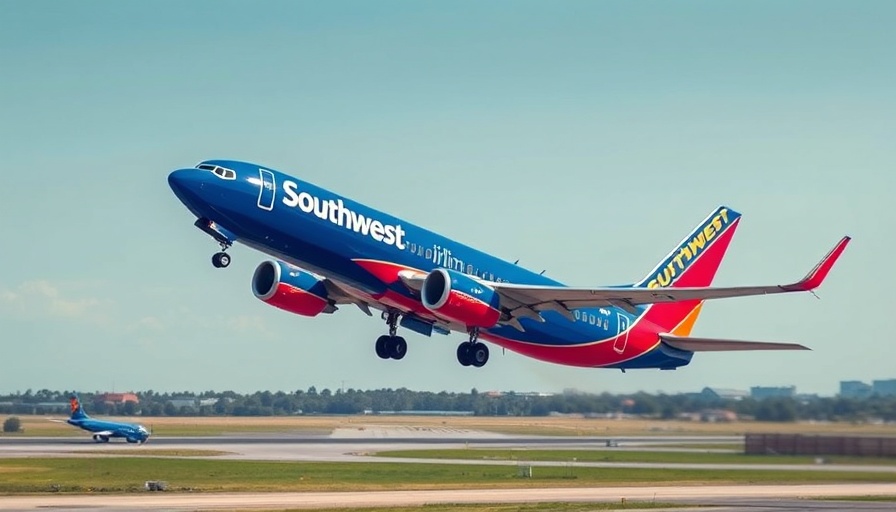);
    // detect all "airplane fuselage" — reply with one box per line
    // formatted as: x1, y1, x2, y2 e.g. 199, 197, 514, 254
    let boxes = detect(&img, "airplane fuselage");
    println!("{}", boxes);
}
67, 418, 149, 443
168, 160, 695, 370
